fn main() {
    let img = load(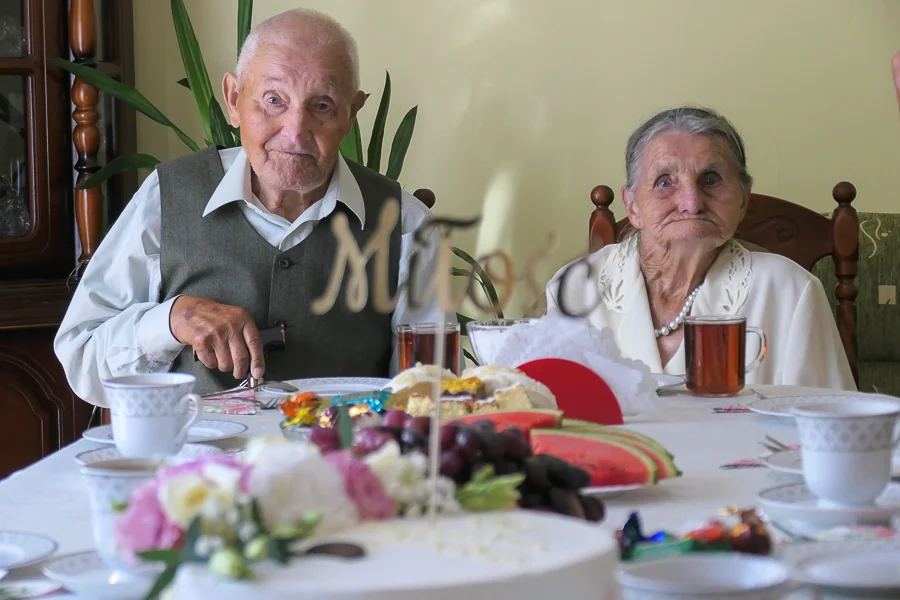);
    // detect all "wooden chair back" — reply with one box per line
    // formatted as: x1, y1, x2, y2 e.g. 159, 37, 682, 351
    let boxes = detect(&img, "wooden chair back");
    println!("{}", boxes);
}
587, 183, 860, 385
